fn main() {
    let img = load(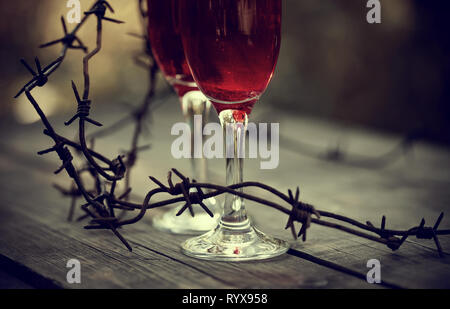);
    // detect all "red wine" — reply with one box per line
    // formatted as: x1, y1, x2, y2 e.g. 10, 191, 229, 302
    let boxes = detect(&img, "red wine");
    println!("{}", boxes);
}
178, 0, 282, 114
147, 0, 197, 97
